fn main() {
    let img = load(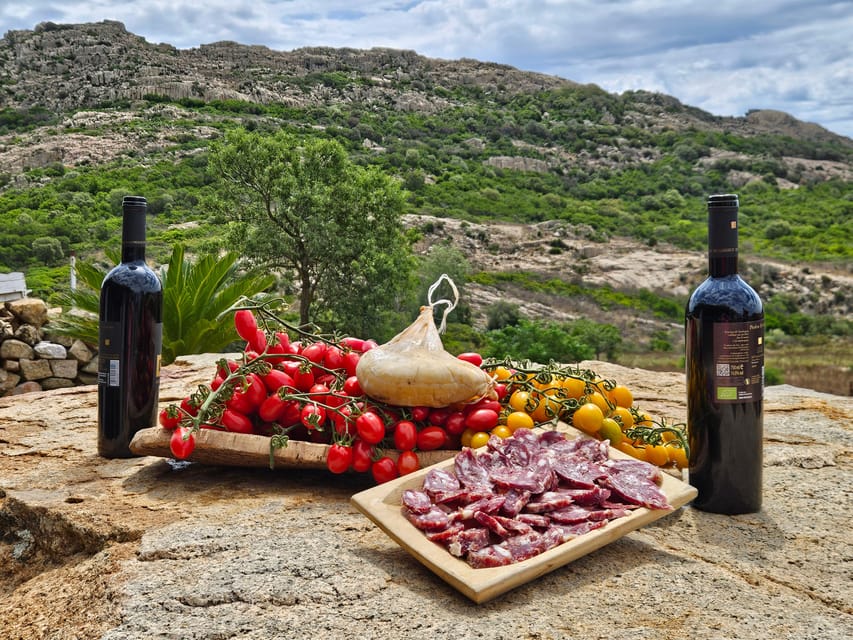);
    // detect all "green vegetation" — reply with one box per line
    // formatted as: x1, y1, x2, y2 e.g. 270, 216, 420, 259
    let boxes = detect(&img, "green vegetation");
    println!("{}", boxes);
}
0, 80, 850, 382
